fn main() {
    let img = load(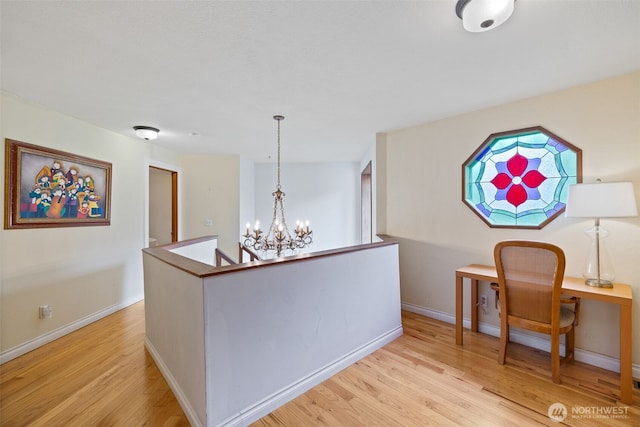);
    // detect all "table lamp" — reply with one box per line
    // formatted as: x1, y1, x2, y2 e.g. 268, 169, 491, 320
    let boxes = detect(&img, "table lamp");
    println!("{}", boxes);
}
565, 181, 638, 287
